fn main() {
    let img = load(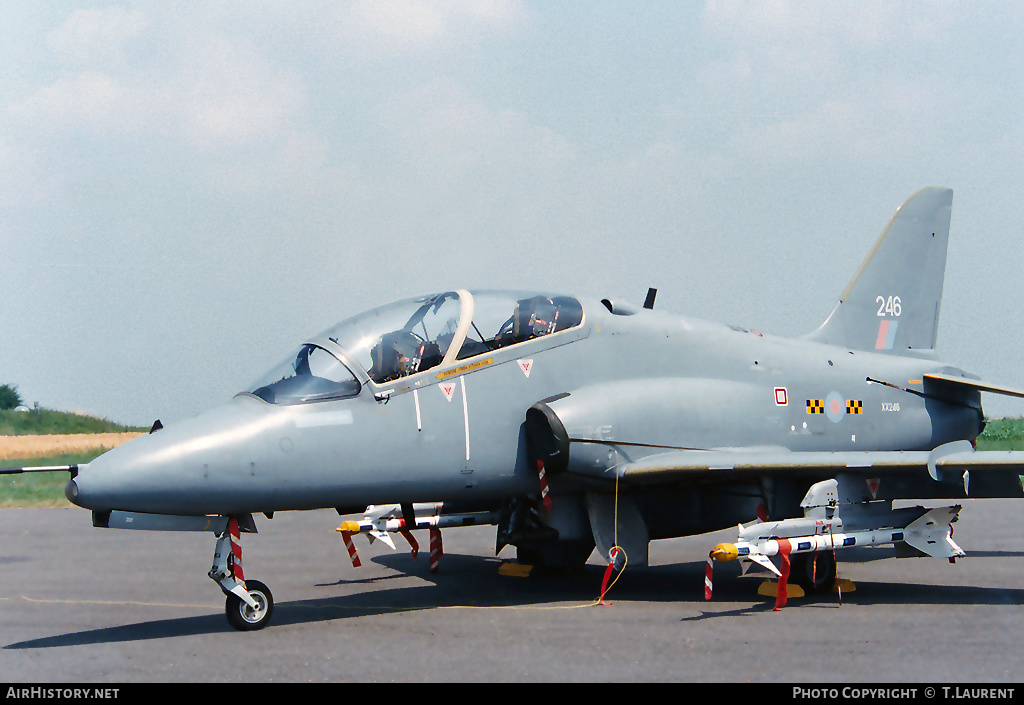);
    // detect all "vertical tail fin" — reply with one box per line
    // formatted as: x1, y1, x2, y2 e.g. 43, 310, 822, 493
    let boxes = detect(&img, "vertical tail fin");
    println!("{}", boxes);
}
807, 187, 953, 353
